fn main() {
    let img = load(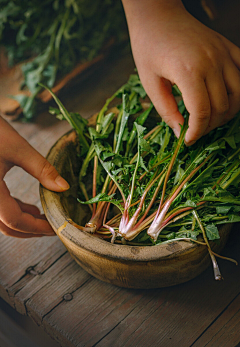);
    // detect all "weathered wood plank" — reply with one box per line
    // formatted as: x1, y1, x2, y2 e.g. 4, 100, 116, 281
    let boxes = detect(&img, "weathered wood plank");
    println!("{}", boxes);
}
41, 279, 146, 347
25, 226, 239, 347
0, 235, 67, 306
20, 253, 91, 324
192, 294, 240, 347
